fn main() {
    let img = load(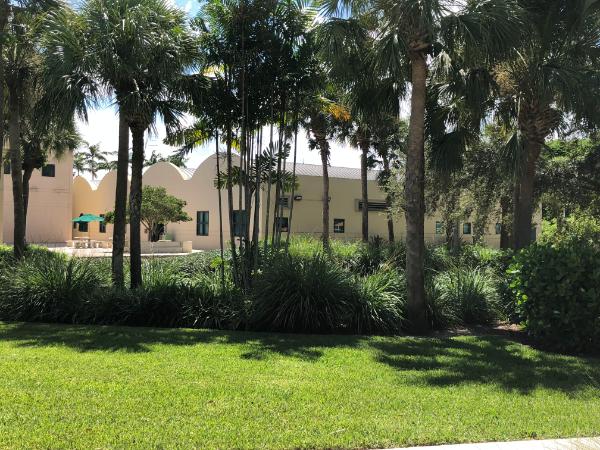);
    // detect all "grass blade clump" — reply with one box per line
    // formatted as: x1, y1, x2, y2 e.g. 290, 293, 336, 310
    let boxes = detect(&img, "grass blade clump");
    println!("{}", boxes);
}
251, 253, 355, 333
352, 269, 405, 335
0, 252, 102, 323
